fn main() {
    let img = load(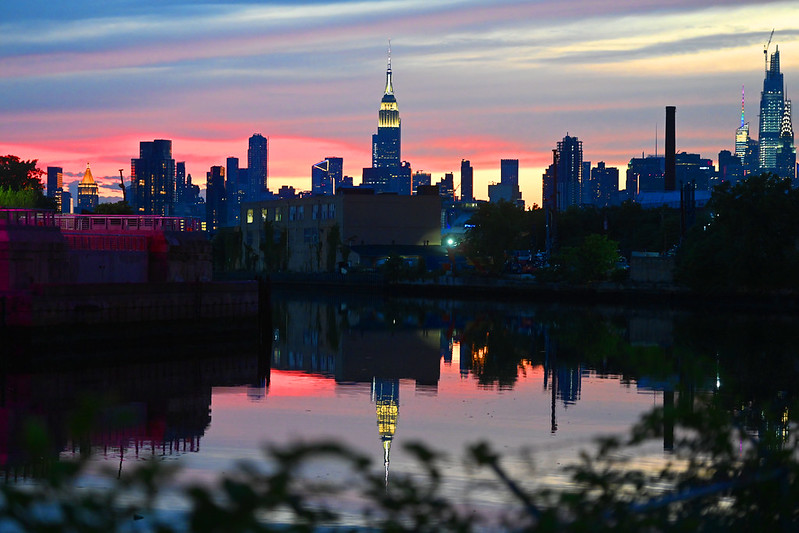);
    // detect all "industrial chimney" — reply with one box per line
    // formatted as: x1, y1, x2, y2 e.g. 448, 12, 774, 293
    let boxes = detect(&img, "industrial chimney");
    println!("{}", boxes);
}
665, 106, 676, 191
